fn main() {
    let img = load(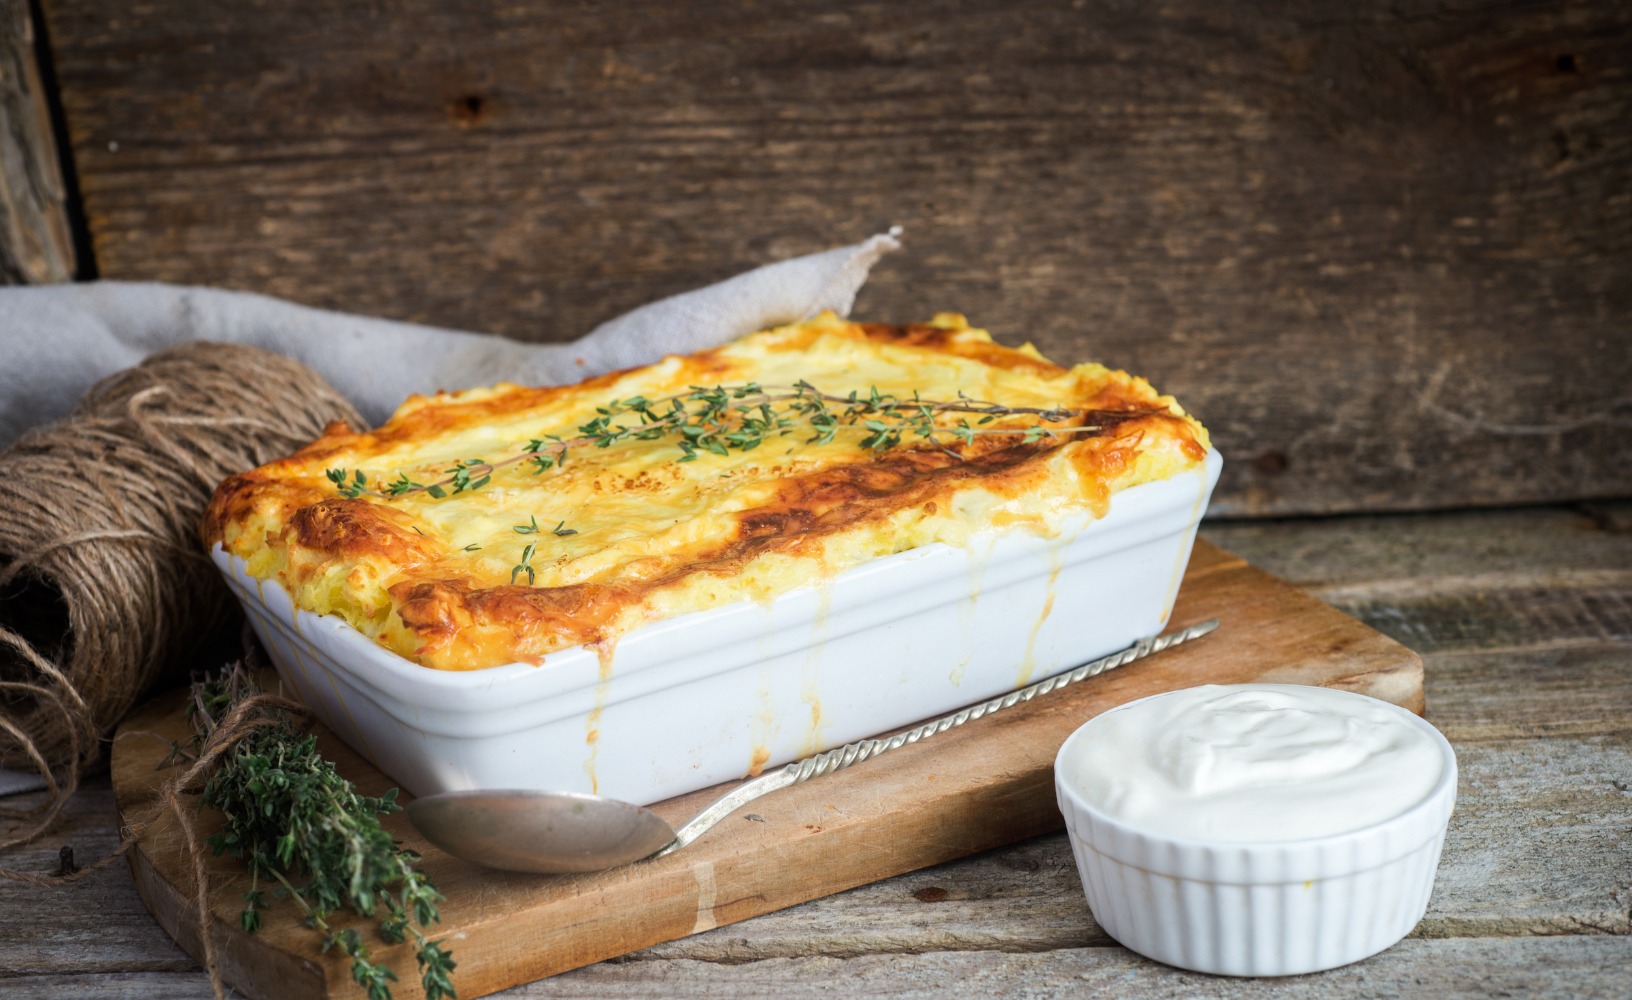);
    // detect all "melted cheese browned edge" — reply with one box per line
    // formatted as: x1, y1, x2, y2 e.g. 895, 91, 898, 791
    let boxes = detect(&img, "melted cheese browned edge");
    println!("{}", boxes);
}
202, 320, 1209, 670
